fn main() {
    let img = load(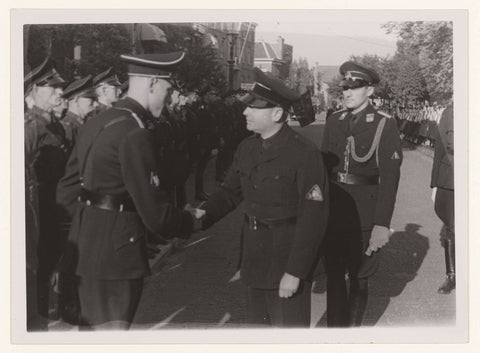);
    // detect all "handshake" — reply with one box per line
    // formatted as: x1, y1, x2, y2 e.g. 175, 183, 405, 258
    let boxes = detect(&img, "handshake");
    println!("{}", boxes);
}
184, 204, 206, 220
184, 204, 207, 231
